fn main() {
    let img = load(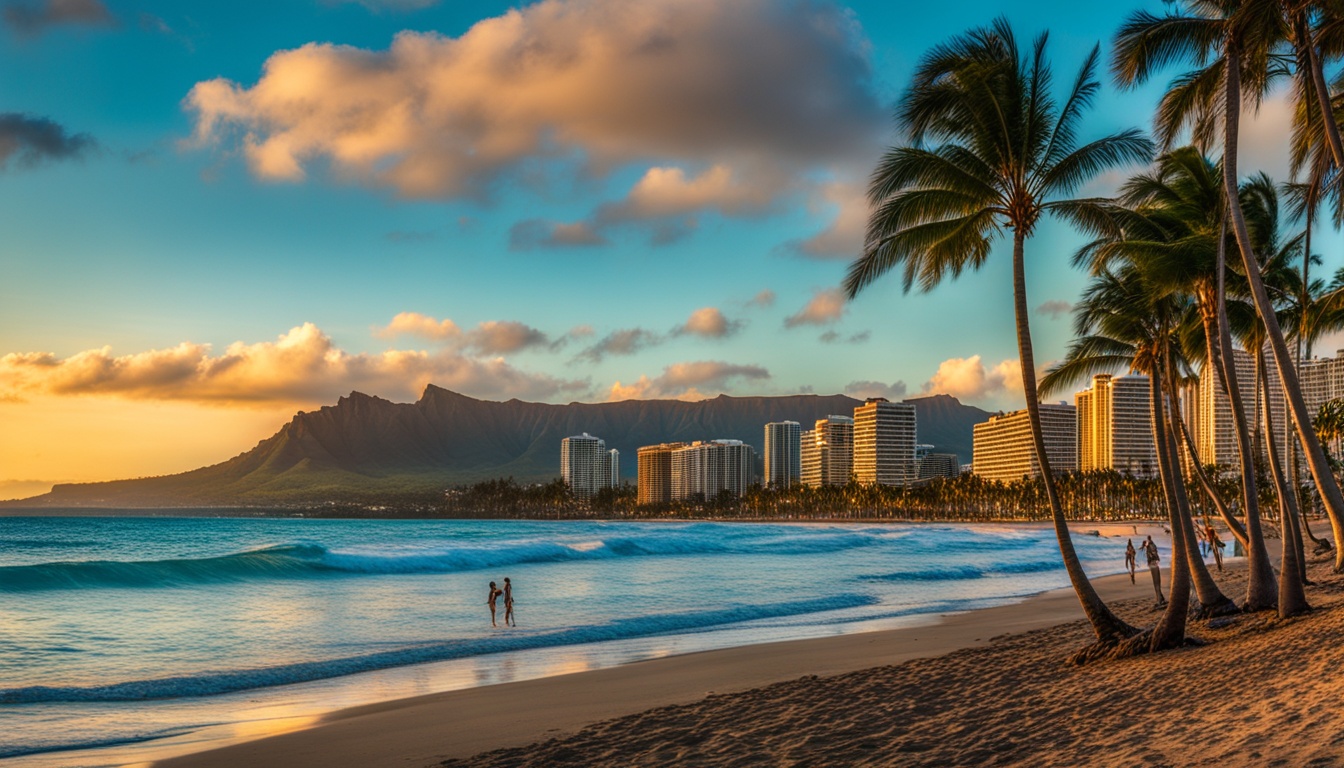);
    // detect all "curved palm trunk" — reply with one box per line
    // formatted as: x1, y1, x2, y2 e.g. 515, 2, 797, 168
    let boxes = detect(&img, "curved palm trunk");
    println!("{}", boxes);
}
1213, 217, 1279, 609
1013, 232, 1134, 643
1148, 370, 1192, 650
1196, 310, 1250, 547
1161, 357, 1237, 616
1226, 45, 1344, 571
1260, 353, 1312, 617
1296, 204, 1332, 553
